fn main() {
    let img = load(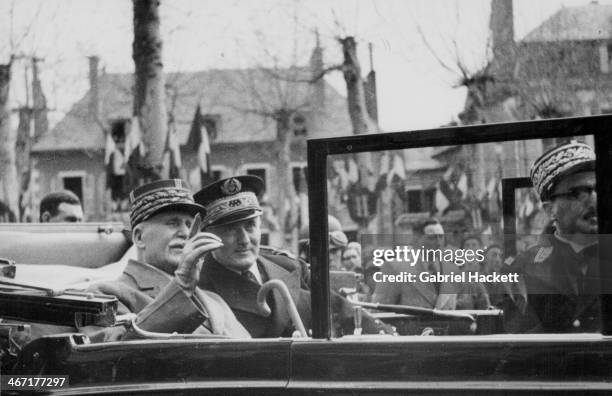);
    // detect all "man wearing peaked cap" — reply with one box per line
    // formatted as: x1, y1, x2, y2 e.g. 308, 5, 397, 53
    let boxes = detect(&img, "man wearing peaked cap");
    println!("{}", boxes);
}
195, 176, 393, 337
83, 179, 250, 341
504, 141, 600, 333
194, 175, 264, 228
